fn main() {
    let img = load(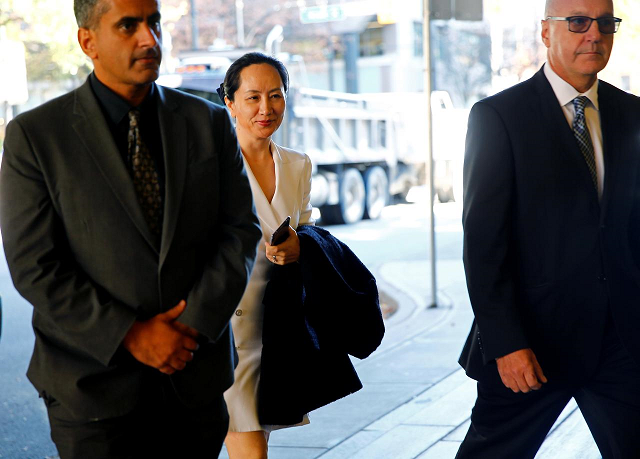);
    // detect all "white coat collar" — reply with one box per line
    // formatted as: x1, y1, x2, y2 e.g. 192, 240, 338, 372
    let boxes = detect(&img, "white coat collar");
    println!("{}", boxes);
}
241, 141, 305, 240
